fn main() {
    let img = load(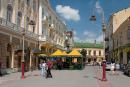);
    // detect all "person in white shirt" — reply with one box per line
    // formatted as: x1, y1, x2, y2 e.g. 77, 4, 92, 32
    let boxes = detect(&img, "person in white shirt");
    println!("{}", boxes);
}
40, 61, 47, 78
111, 63, 115, 74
